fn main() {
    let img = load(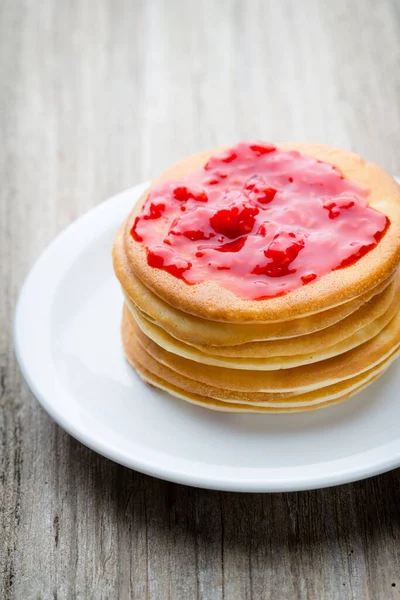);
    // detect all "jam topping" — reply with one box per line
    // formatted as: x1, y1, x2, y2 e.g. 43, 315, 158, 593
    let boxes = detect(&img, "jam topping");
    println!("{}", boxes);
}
131, 142, 389, 300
